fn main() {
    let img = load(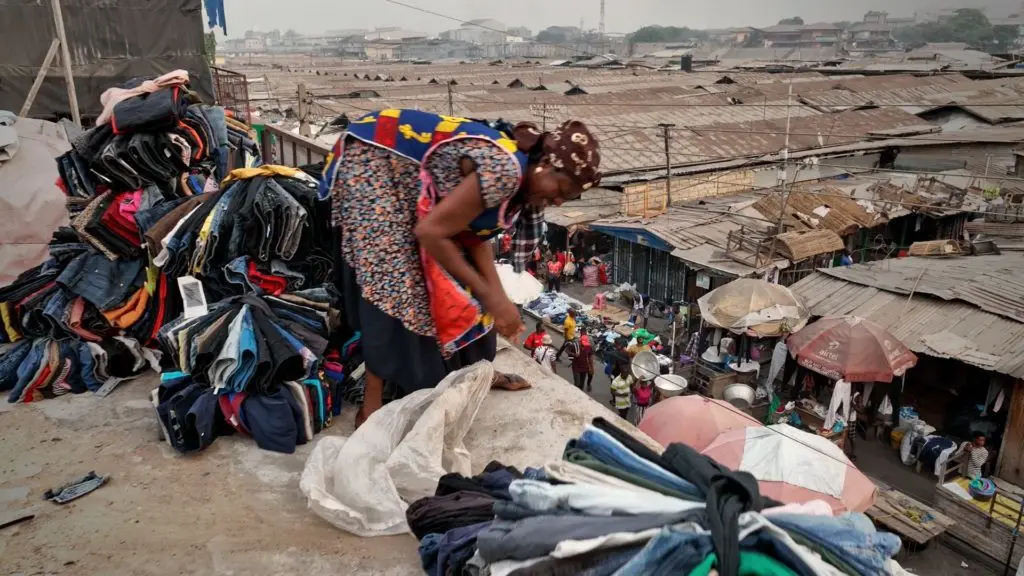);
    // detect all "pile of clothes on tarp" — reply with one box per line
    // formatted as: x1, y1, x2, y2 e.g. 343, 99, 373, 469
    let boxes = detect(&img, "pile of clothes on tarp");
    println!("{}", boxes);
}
153, 290, 340, 455
524, 292, 598, 329
407, 417, 908, 576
